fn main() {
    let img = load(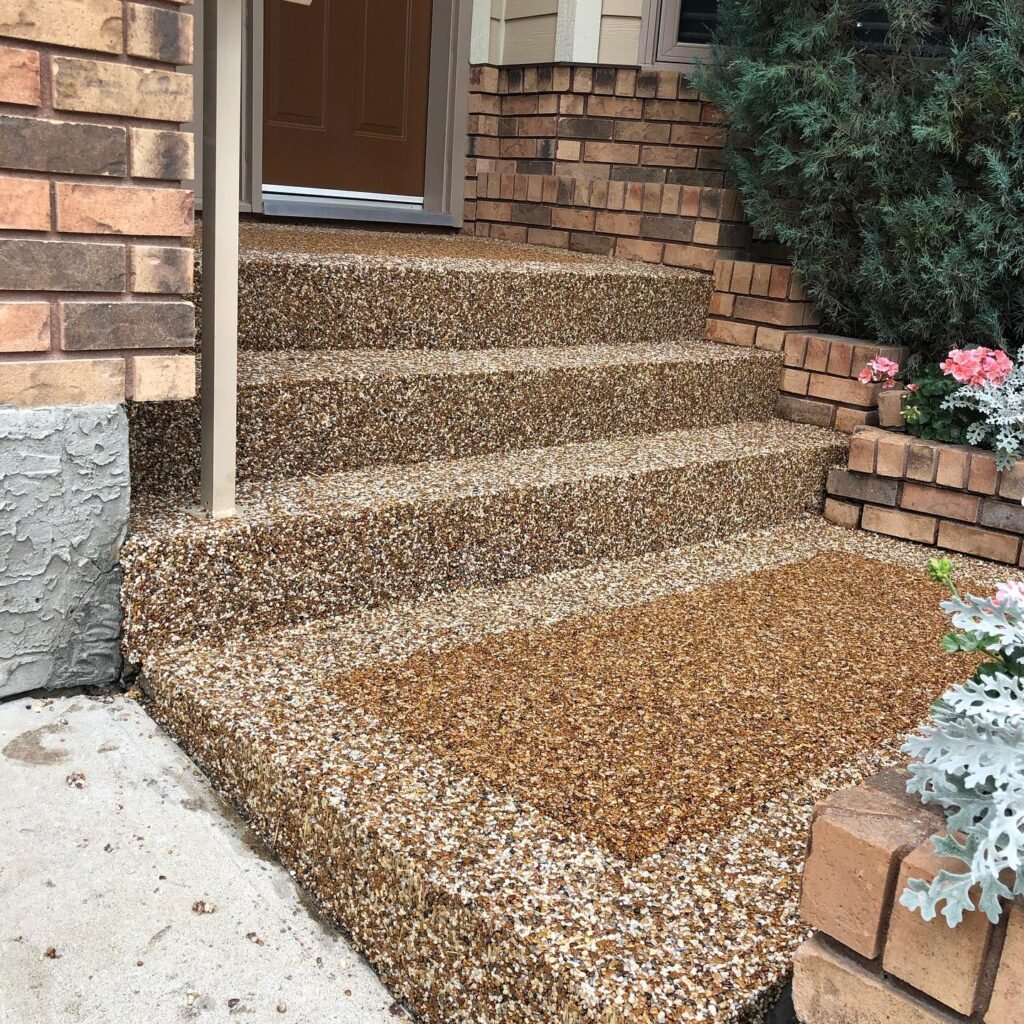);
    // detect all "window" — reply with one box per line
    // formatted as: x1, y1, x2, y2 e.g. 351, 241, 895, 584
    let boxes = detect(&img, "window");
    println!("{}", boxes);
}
641, 0, 719, 67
